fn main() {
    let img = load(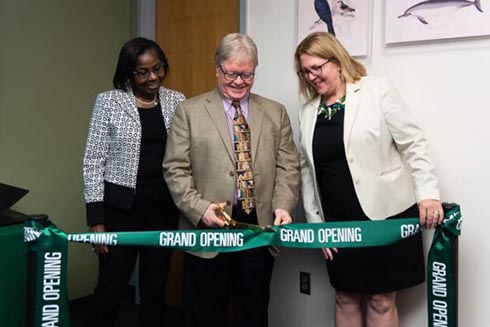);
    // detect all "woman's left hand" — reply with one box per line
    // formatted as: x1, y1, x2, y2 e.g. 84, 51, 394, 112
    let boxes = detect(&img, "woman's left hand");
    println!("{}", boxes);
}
418, 199, 444, 229
89, 224, 110, 255
322, 248, 338, 260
